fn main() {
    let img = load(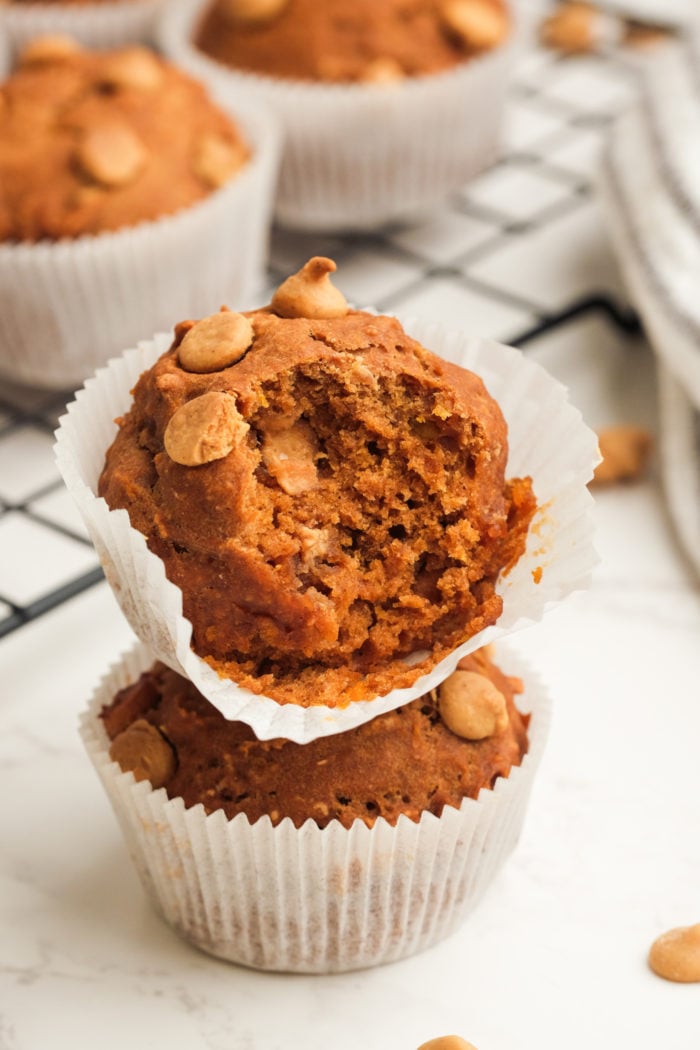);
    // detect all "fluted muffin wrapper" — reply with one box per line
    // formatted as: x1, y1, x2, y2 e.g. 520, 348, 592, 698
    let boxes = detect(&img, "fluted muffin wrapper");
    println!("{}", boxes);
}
1, 0, 166, 55
0, 95, 280, 389
55, 316, 598, 743
157, 0, 523, 231
80, 639, 550, 974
